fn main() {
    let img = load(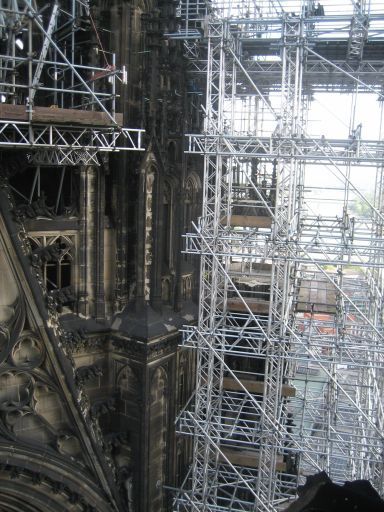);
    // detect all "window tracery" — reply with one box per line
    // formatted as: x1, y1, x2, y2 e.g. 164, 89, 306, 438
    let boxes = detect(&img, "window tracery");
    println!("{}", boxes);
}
28, 234, 75, 292
162, 181, 172, 267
